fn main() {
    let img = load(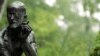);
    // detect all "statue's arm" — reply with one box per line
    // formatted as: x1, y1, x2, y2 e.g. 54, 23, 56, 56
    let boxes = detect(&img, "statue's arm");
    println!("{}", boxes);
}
22, 31, 37, 56
0, 31, 10, 56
